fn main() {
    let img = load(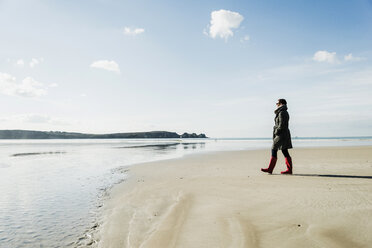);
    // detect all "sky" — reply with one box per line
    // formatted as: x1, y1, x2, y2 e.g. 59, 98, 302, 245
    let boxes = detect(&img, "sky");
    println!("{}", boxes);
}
0, 0, 372, 138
